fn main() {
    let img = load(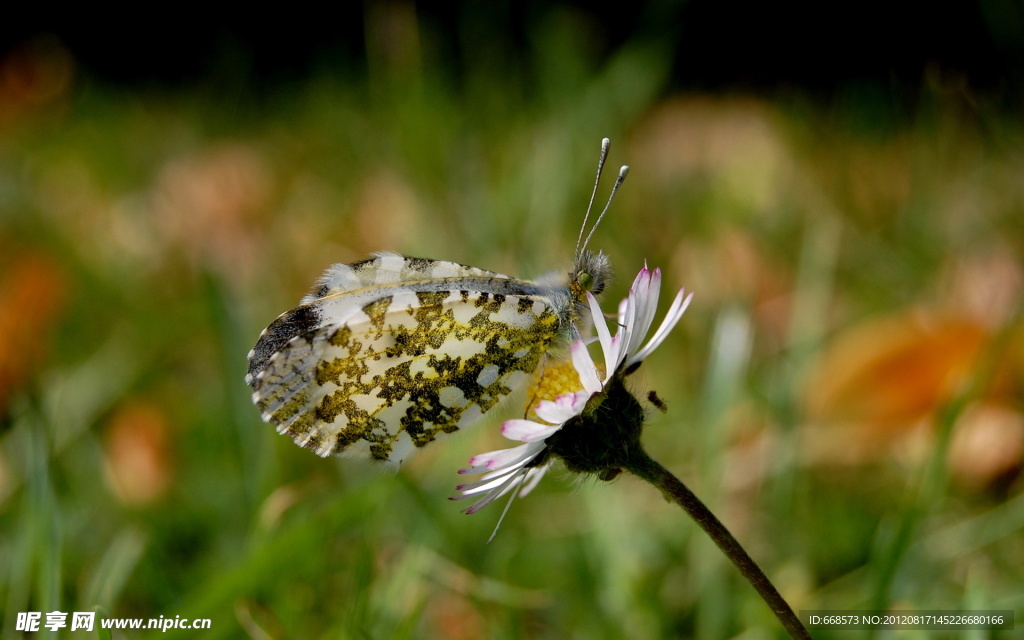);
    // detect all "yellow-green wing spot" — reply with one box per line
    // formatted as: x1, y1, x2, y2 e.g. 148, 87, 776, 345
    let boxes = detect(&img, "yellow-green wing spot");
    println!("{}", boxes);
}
253, 289, 559, 463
